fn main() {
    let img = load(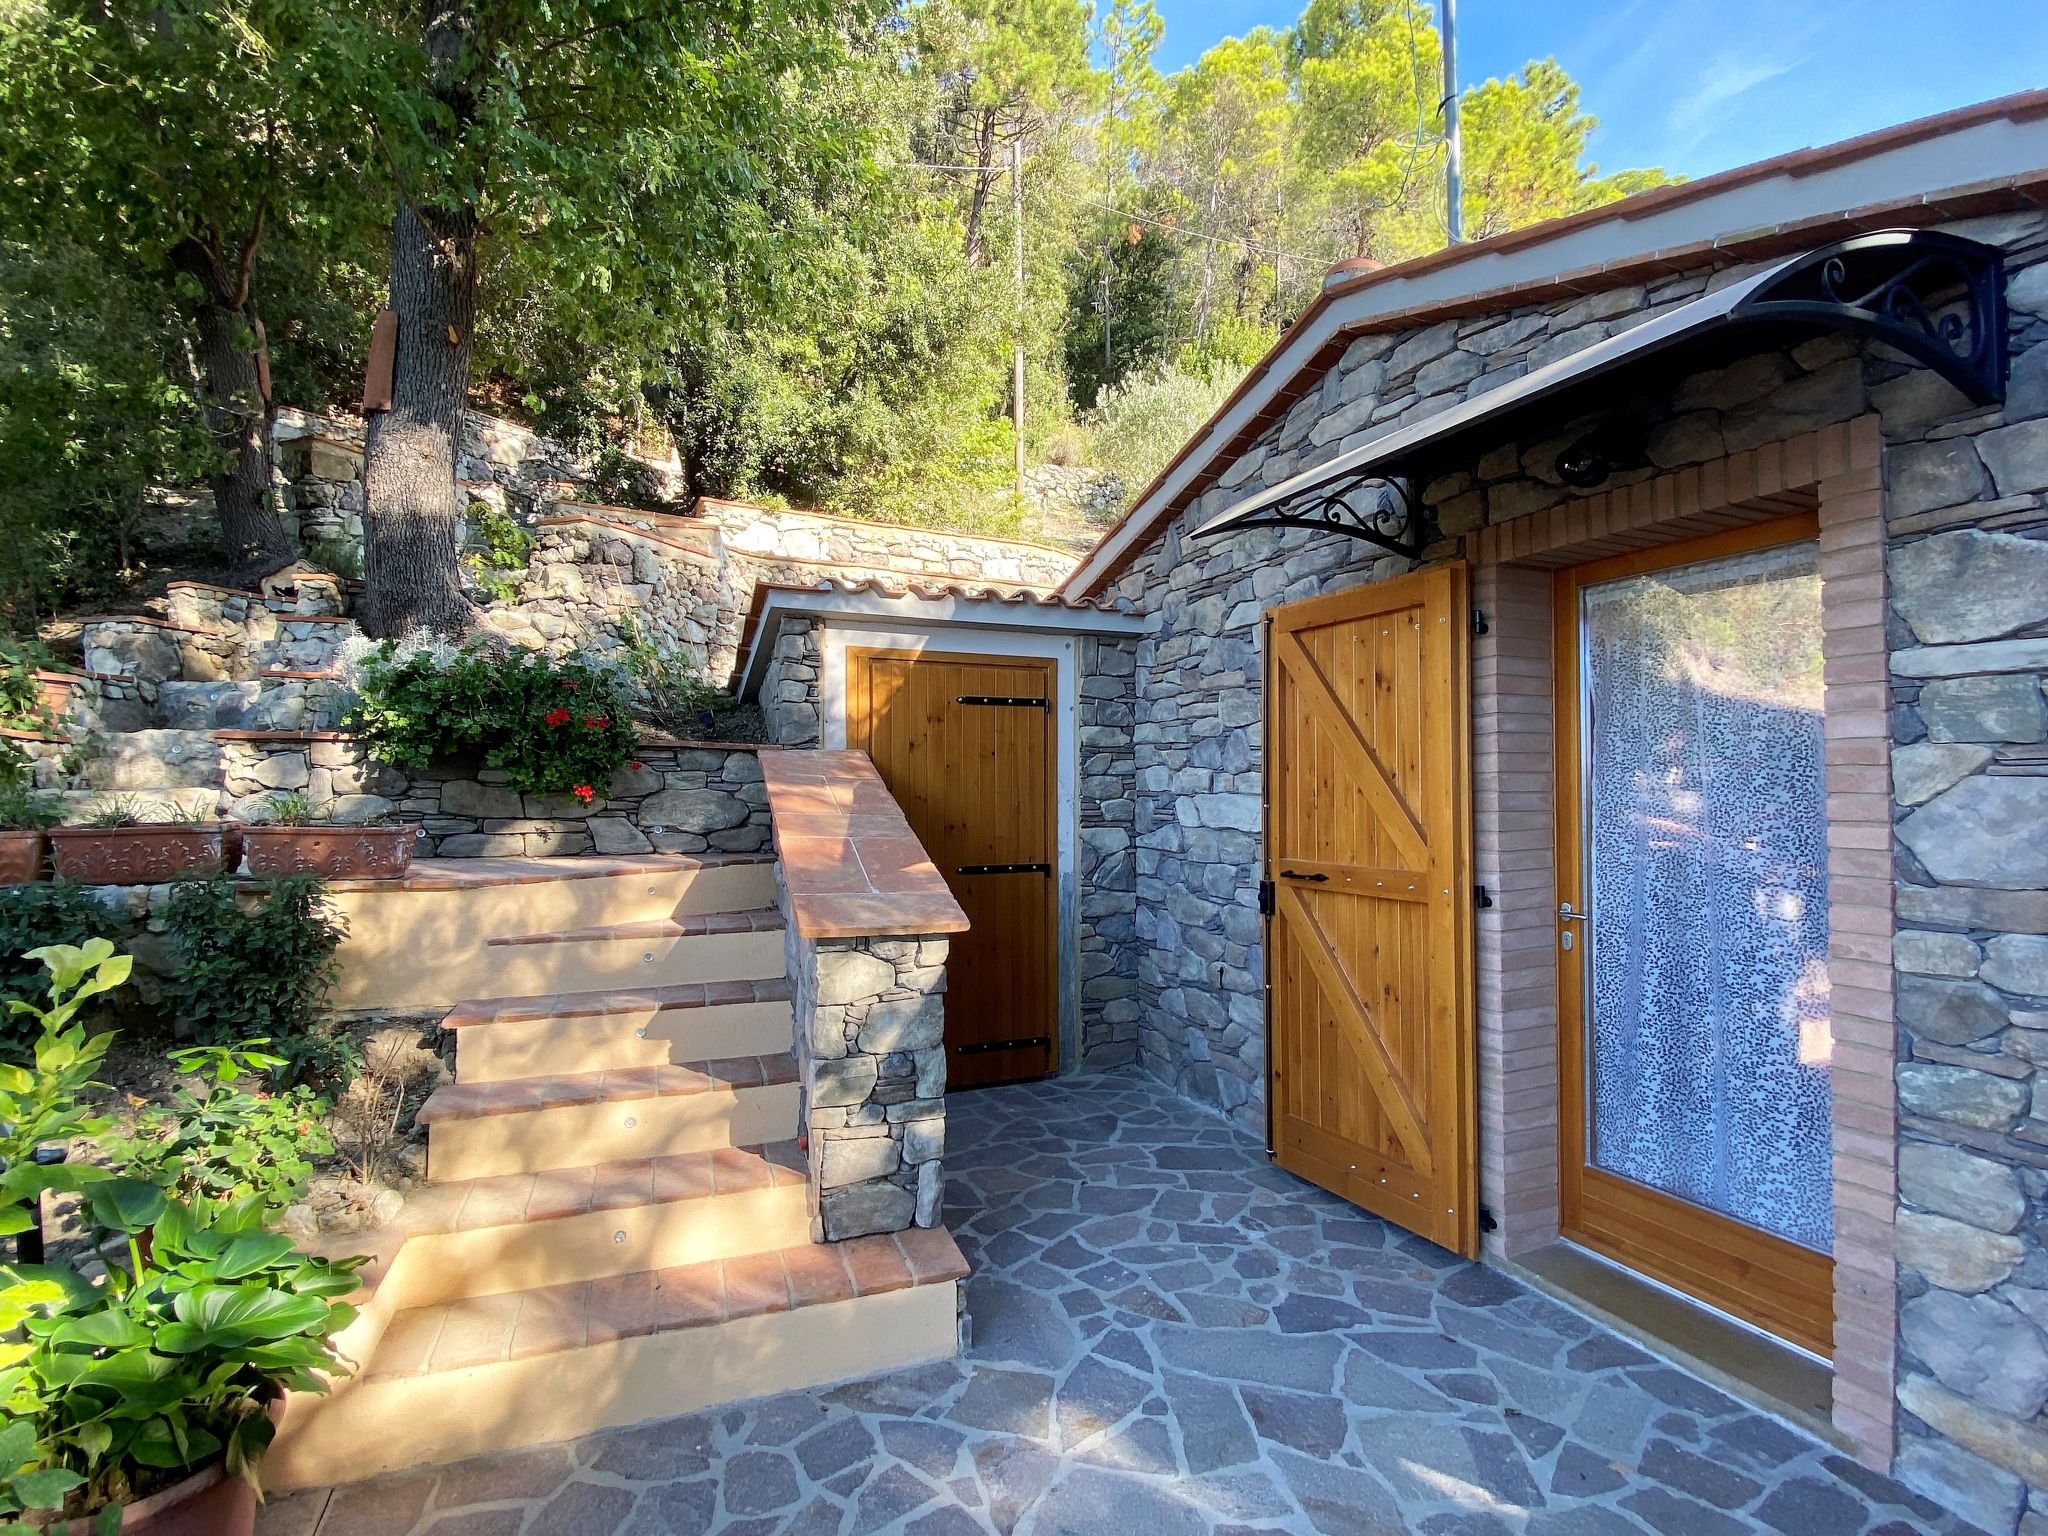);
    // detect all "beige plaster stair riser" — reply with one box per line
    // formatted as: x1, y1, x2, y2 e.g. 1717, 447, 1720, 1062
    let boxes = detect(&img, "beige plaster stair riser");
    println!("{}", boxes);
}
427, 1082, 799, 1181
392, 1184, 810, 1310
267, 1281, 958, 1490
335, 923, 783, 1011
330, 857, 774, 943
455, 1000, 793, 1083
